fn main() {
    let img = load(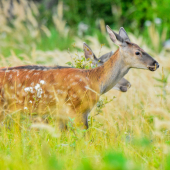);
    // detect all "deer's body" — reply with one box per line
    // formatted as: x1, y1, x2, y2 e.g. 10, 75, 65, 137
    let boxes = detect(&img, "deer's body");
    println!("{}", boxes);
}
0, 51, 122, 120
0, 26, 159, 129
